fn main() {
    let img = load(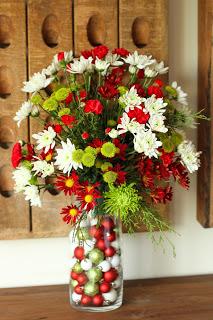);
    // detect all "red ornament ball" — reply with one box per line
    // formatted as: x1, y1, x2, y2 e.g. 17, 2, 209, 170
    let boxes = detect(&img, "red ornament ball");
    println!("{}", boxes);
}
105, 246, 116, 257
92, 294, 104, 306
89, 226, 103, 240
74, 284, 84, 295
101, 217, 115, 230
77, 273, 88, 285
74, 246, 85, 260
104, 268, 118, 283
105, 231, 116, 242
100, 281, 111, 293
81, 294, 92, 306
71, 271, 79, 280
96, 239, 107, 251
